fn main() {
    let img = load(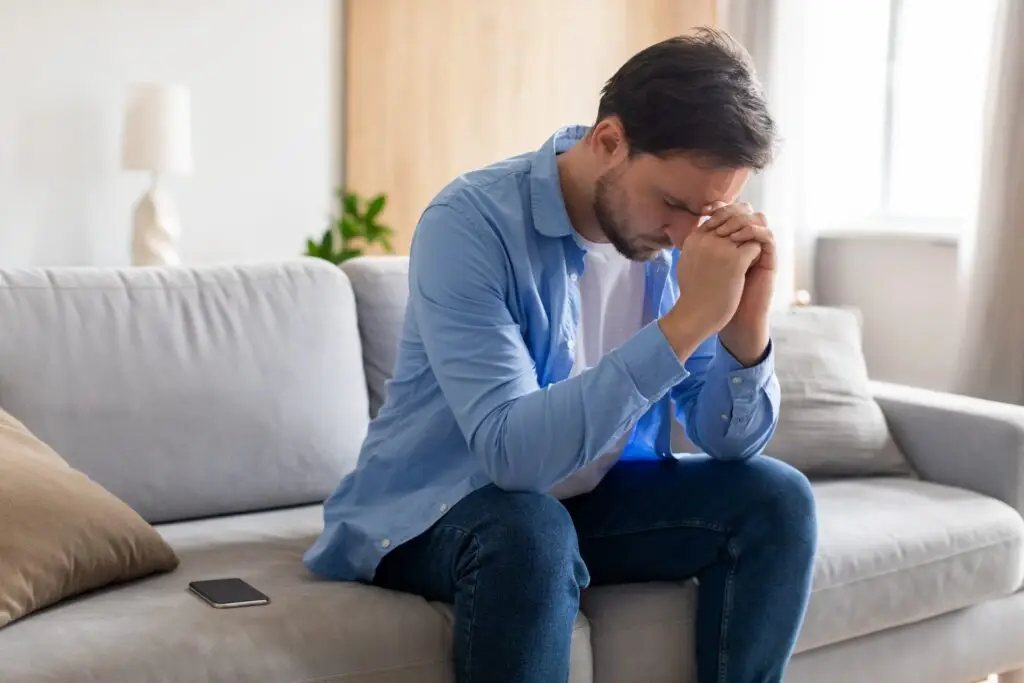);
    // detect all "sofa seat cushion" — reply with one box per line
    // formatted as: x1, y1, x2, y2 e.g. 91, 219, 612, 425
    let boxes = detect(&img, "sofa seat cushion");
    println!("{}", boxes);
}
580, 477, 1024, 683
798, 477, 1024, 651
0, 505, 592, 683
